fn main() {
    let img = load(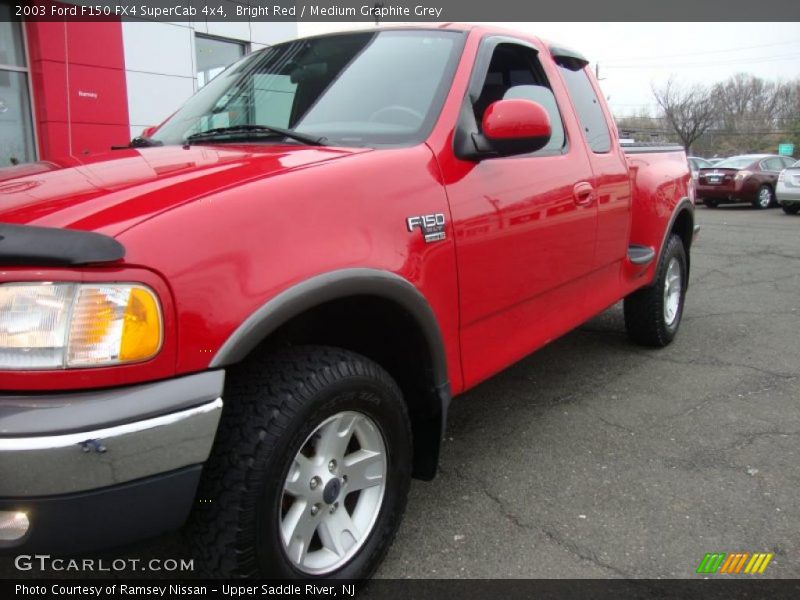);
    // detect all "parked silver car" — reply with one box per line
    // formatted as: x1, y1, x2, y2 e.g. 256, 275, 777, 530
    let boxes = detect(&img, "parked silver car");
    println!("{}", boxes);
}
688, 156, 713, 181
777, 159, 800, 215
